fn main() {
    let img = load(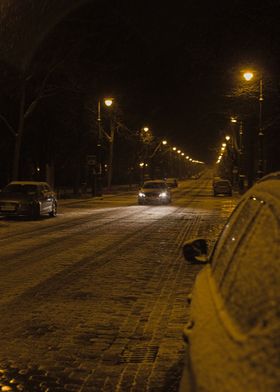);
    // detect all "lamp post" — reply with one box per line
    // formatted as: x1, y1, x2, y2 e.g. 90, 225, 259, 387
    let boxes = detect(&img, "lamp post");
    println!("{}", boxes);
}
104, 98, 114, 190
243, 70, 264, 180
95, 100, 102, 196
94, 98, 114, 196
